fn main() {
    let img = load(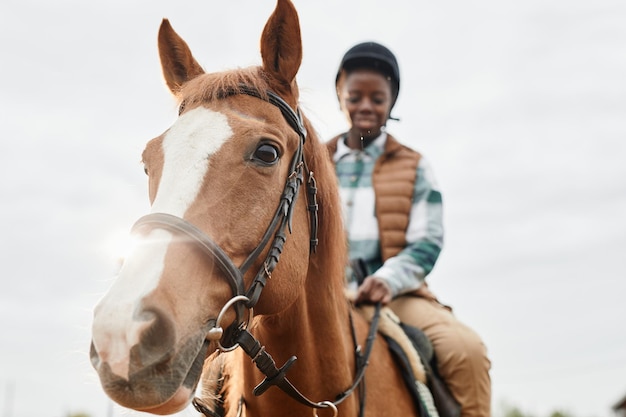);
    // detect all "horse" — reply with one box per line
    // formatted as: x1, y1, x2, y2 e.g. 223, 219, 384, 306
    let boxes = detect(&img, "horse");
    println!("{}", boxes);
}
89, 0, 430, 416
